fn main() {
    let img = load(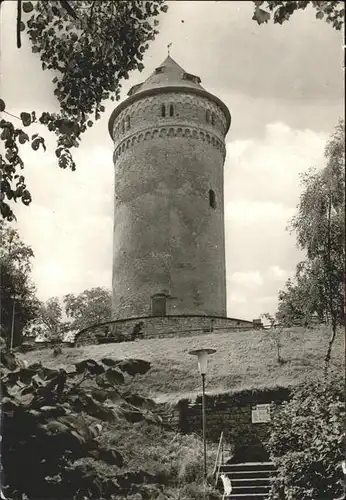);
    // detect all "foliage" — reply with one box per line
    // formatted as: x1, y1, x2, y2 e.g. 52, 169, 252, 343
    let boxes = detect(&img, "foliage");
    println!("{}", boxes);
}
278, 121, 345, 369
266, 375, 345, 499
1, 347, 221, 499
0, 0, 168, 221
252, 1, 344, 30
0, 346, 170, 500
277, 271, 322, 328
37, 296, 69, 342
98, 421, 220, 499
64, 287, 112, 332
0, 220, 38, 347
260, 313, 288, 363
